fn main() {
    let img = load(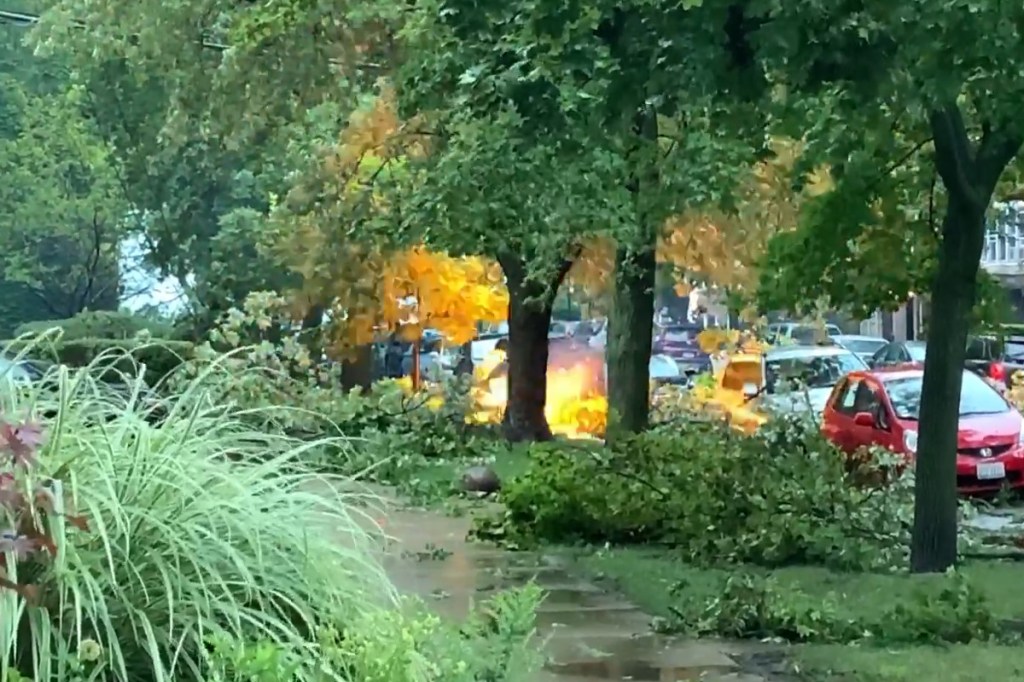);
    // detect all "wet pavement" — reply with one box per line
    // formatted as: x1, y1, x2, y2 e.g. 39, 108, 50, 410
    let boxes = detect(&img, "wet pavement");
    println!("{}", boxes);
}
373, 495, 773, 682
